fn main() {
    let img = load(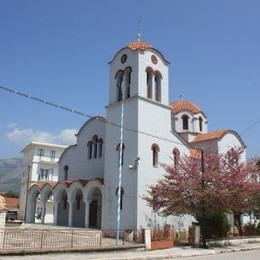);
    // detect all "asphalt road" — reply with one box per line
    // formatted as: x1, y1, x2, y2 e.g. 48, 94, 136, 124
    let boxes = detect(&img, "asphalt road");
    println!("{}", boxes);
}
179, 249, 260, 260
0, 249, 260, 260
